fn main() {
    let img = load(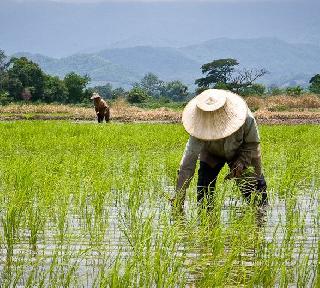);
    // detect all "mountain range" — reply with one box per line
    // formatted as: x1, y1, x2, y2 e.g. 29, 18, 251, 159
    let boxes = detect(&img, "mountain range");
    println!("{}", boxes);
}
13, 38, 320, 89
